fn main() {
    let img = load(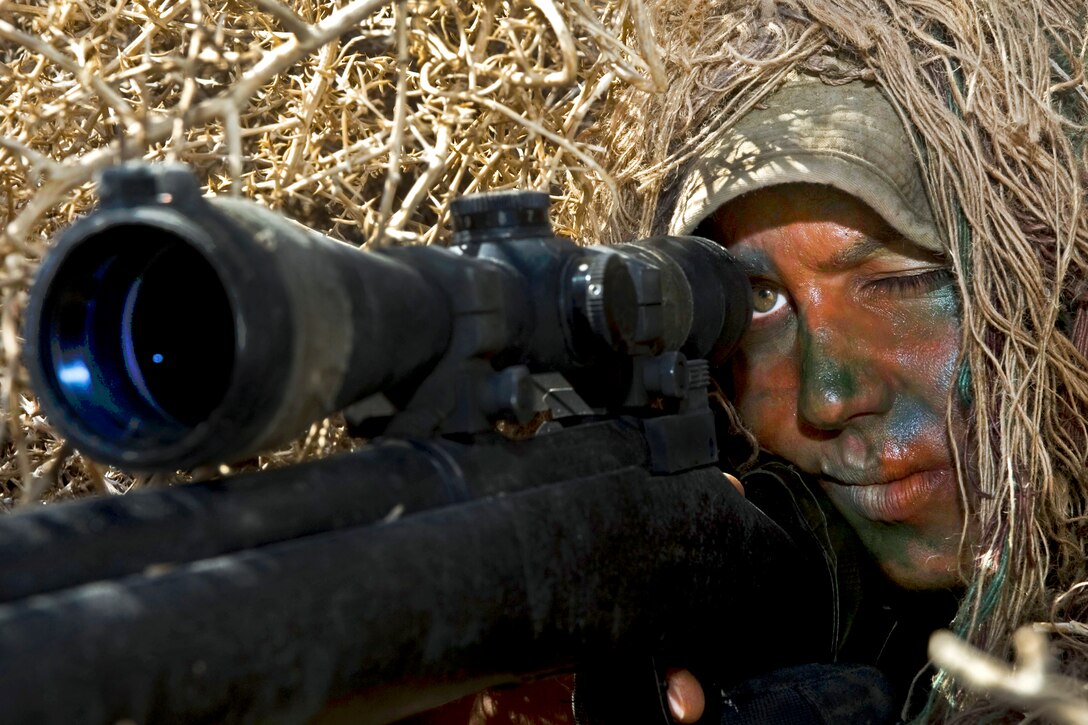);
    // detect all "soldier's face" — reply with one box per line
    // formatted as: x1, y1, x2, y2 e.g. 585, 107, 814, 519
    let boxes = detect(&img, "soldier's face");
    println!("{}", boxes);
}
712, 185, 966, 590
